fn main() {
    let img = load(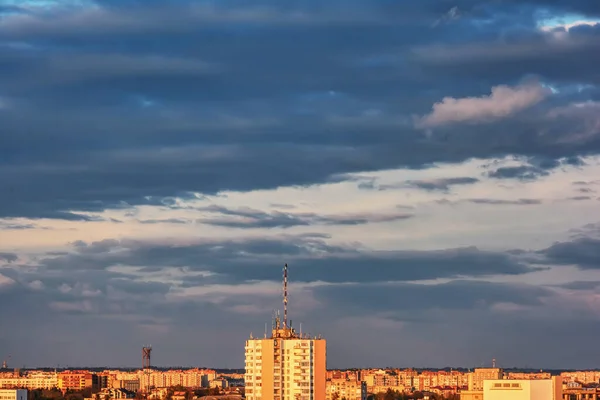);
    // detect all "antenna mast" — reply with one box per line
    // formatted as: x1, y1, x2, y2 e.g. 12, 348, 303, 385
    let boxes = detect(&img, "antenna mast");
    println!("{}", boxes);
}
283, 263, 288, 328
